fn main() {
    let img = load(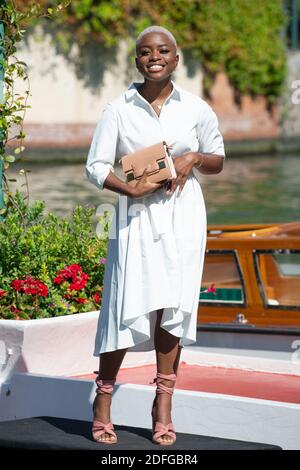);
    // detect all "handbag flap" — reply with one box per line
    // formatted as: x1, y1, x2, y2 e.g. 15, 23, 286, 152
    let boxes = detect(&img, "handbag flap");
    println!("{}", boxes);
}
120, 142, 167, 177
